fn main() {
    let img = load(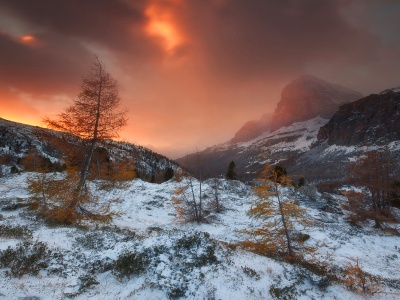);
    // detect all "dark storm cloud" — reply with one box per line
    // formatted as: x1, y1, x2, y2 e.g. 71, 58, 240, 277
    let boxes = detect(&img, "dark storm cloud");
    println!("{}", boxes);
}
174, 0, 381, 82
0, 0, 162, 96
0, 0, 145, 48
0, 31, 89, 94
